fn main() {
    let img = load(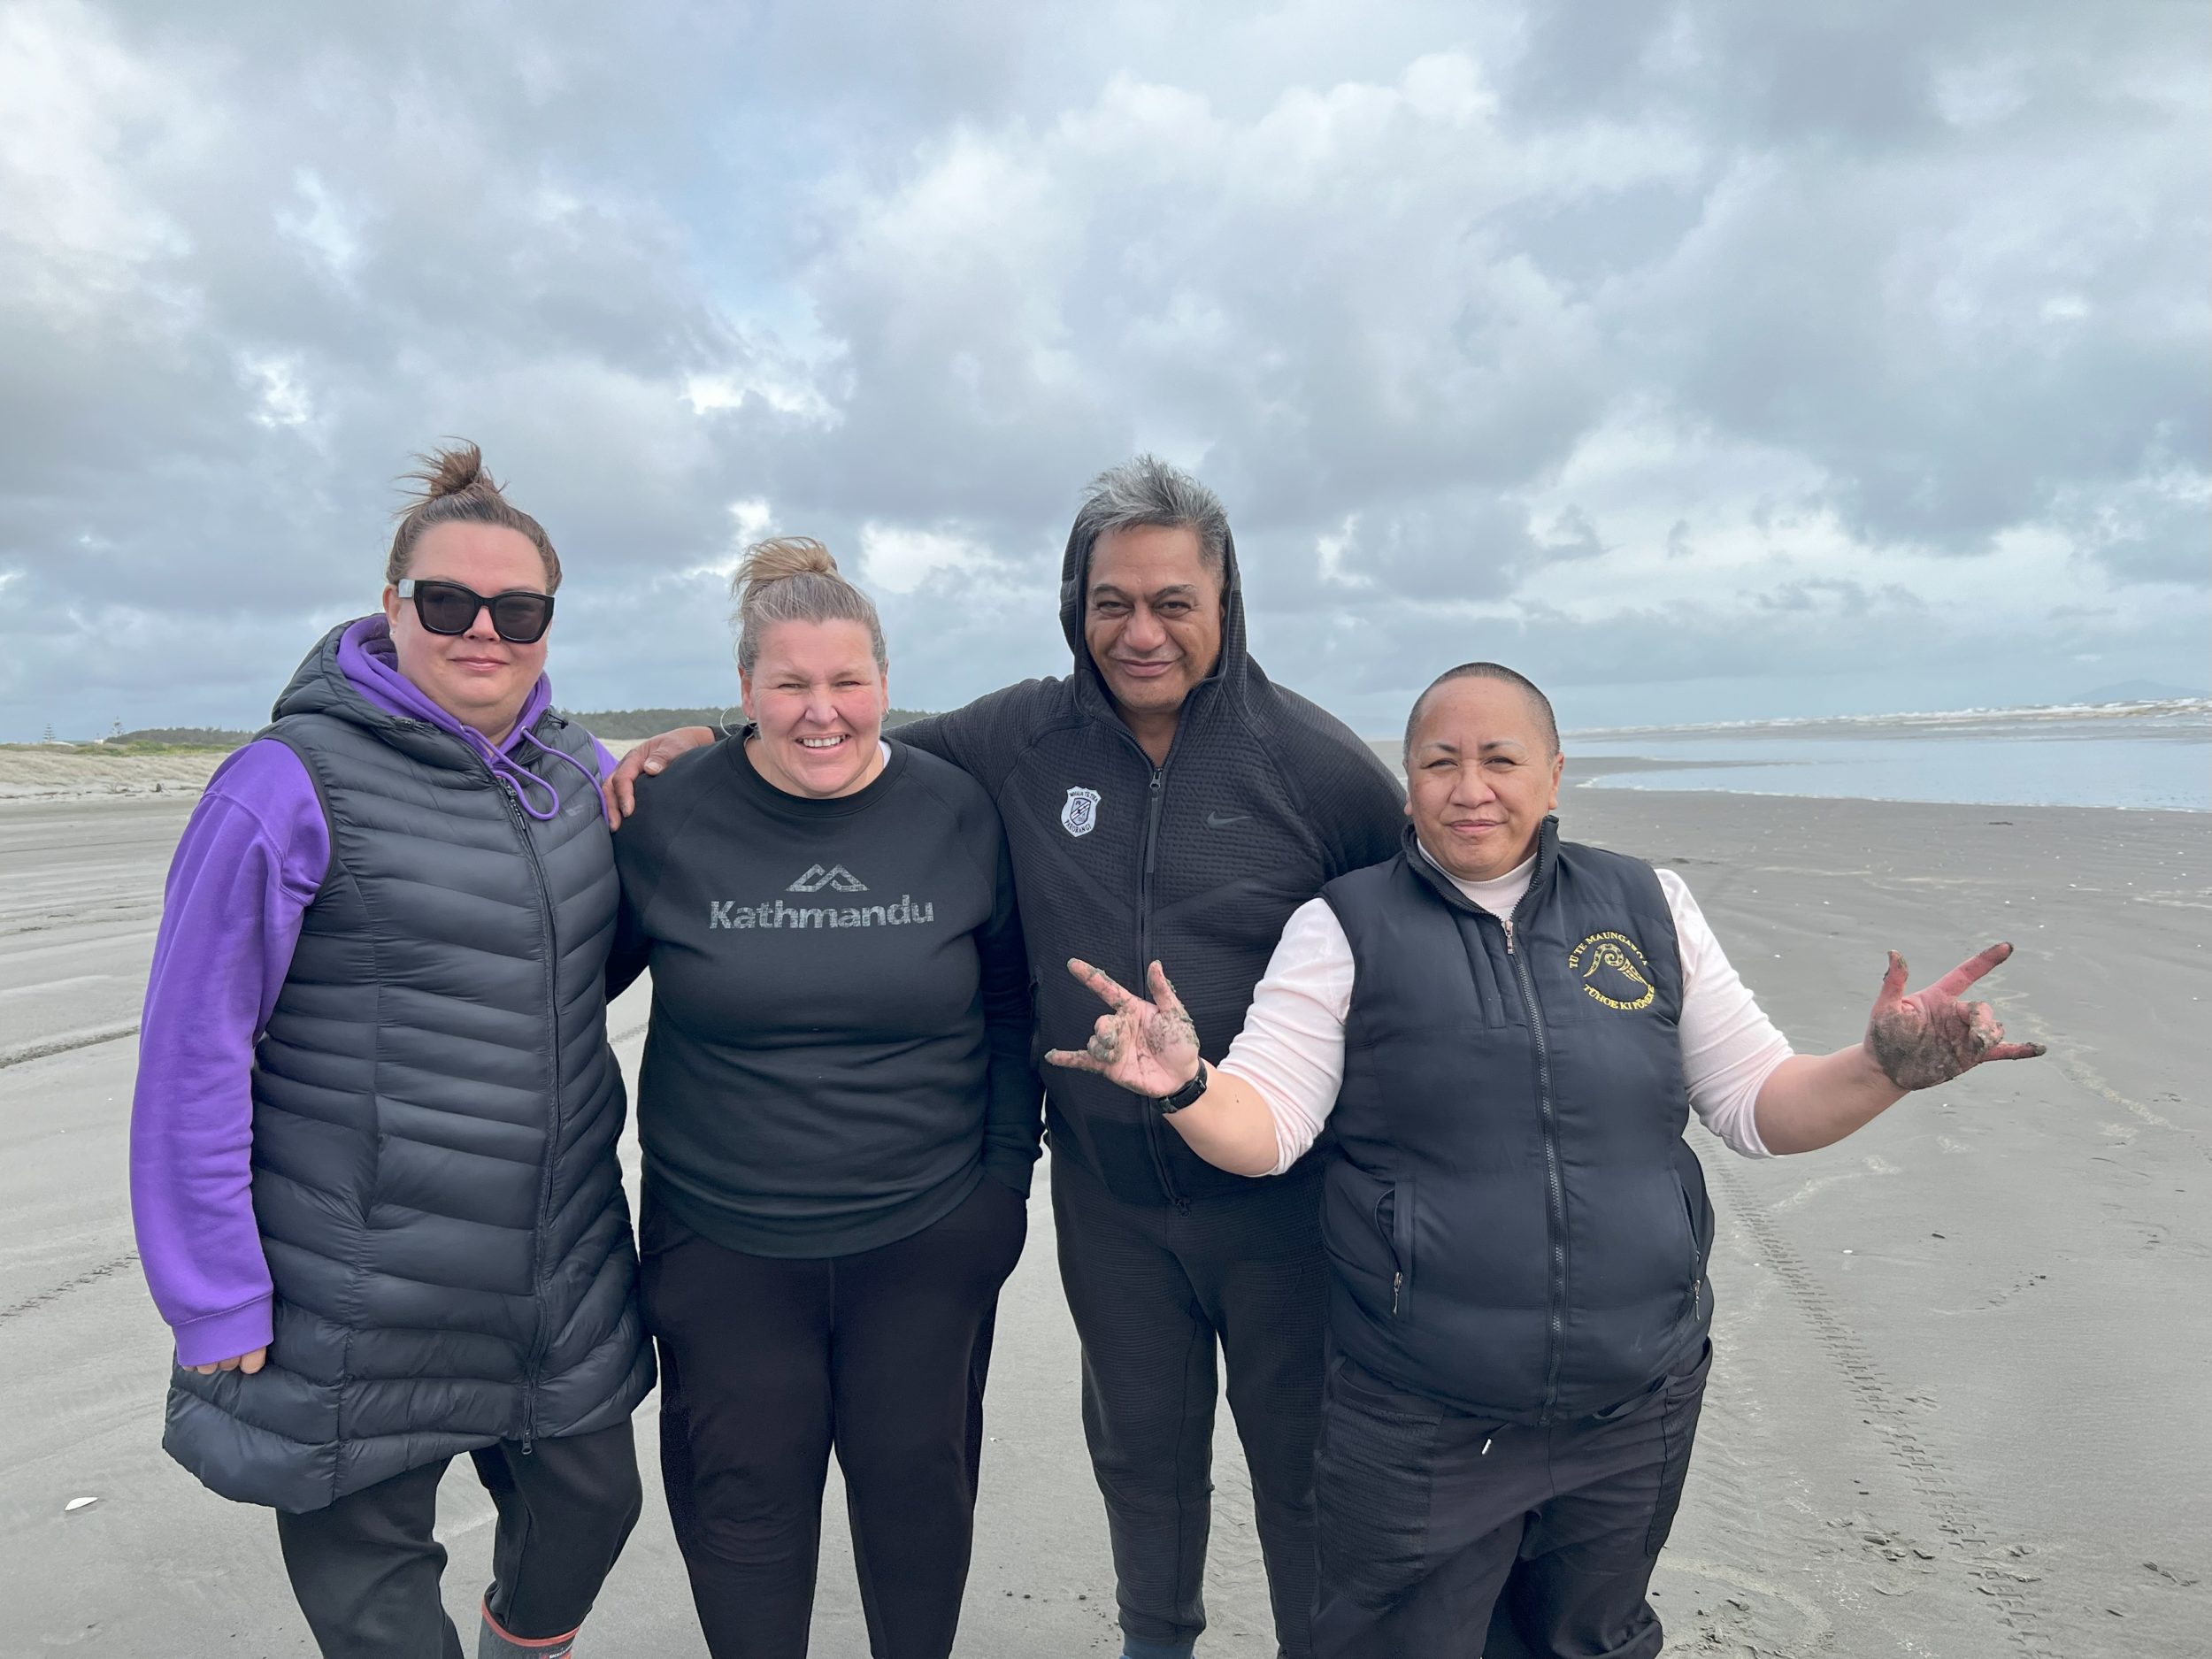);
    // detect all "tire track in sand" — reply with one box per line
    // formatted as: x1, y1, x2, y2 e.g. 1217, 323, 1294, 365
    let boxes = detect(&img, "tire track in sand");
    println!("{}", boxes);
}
1707, 1156, 2059, 1655
0, 1020, 140, 1071
2004, 1000, 2208, 1171
0, 1251, 141, 1326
